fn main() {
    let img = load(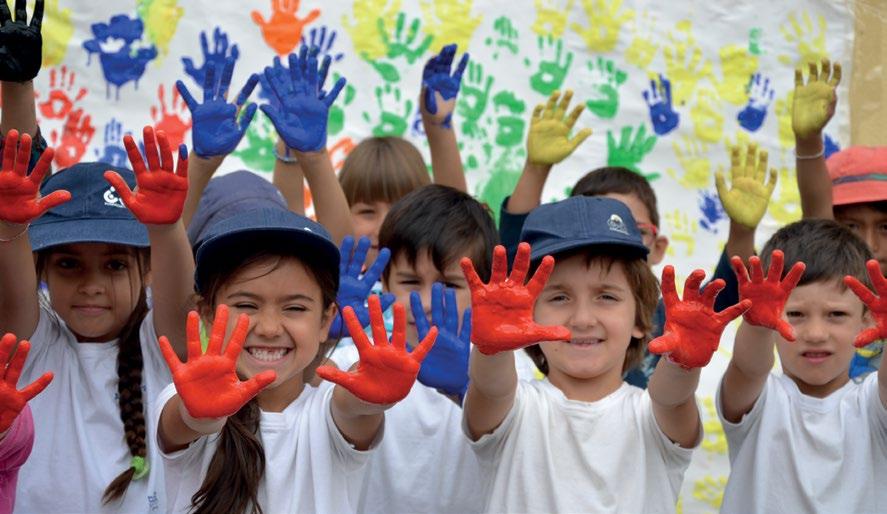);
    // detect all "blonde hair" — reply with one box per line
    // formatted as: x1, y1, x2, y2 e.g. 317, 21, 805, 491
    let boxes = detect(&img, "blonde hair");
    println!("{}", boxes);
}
338, 137, 430, 206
